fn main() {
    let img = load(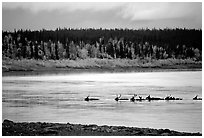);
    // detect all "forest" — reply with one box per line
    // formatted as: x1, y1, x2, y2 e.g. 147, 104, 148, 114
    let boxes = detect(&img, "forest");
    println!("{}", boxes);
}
2, 28, 202, 61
